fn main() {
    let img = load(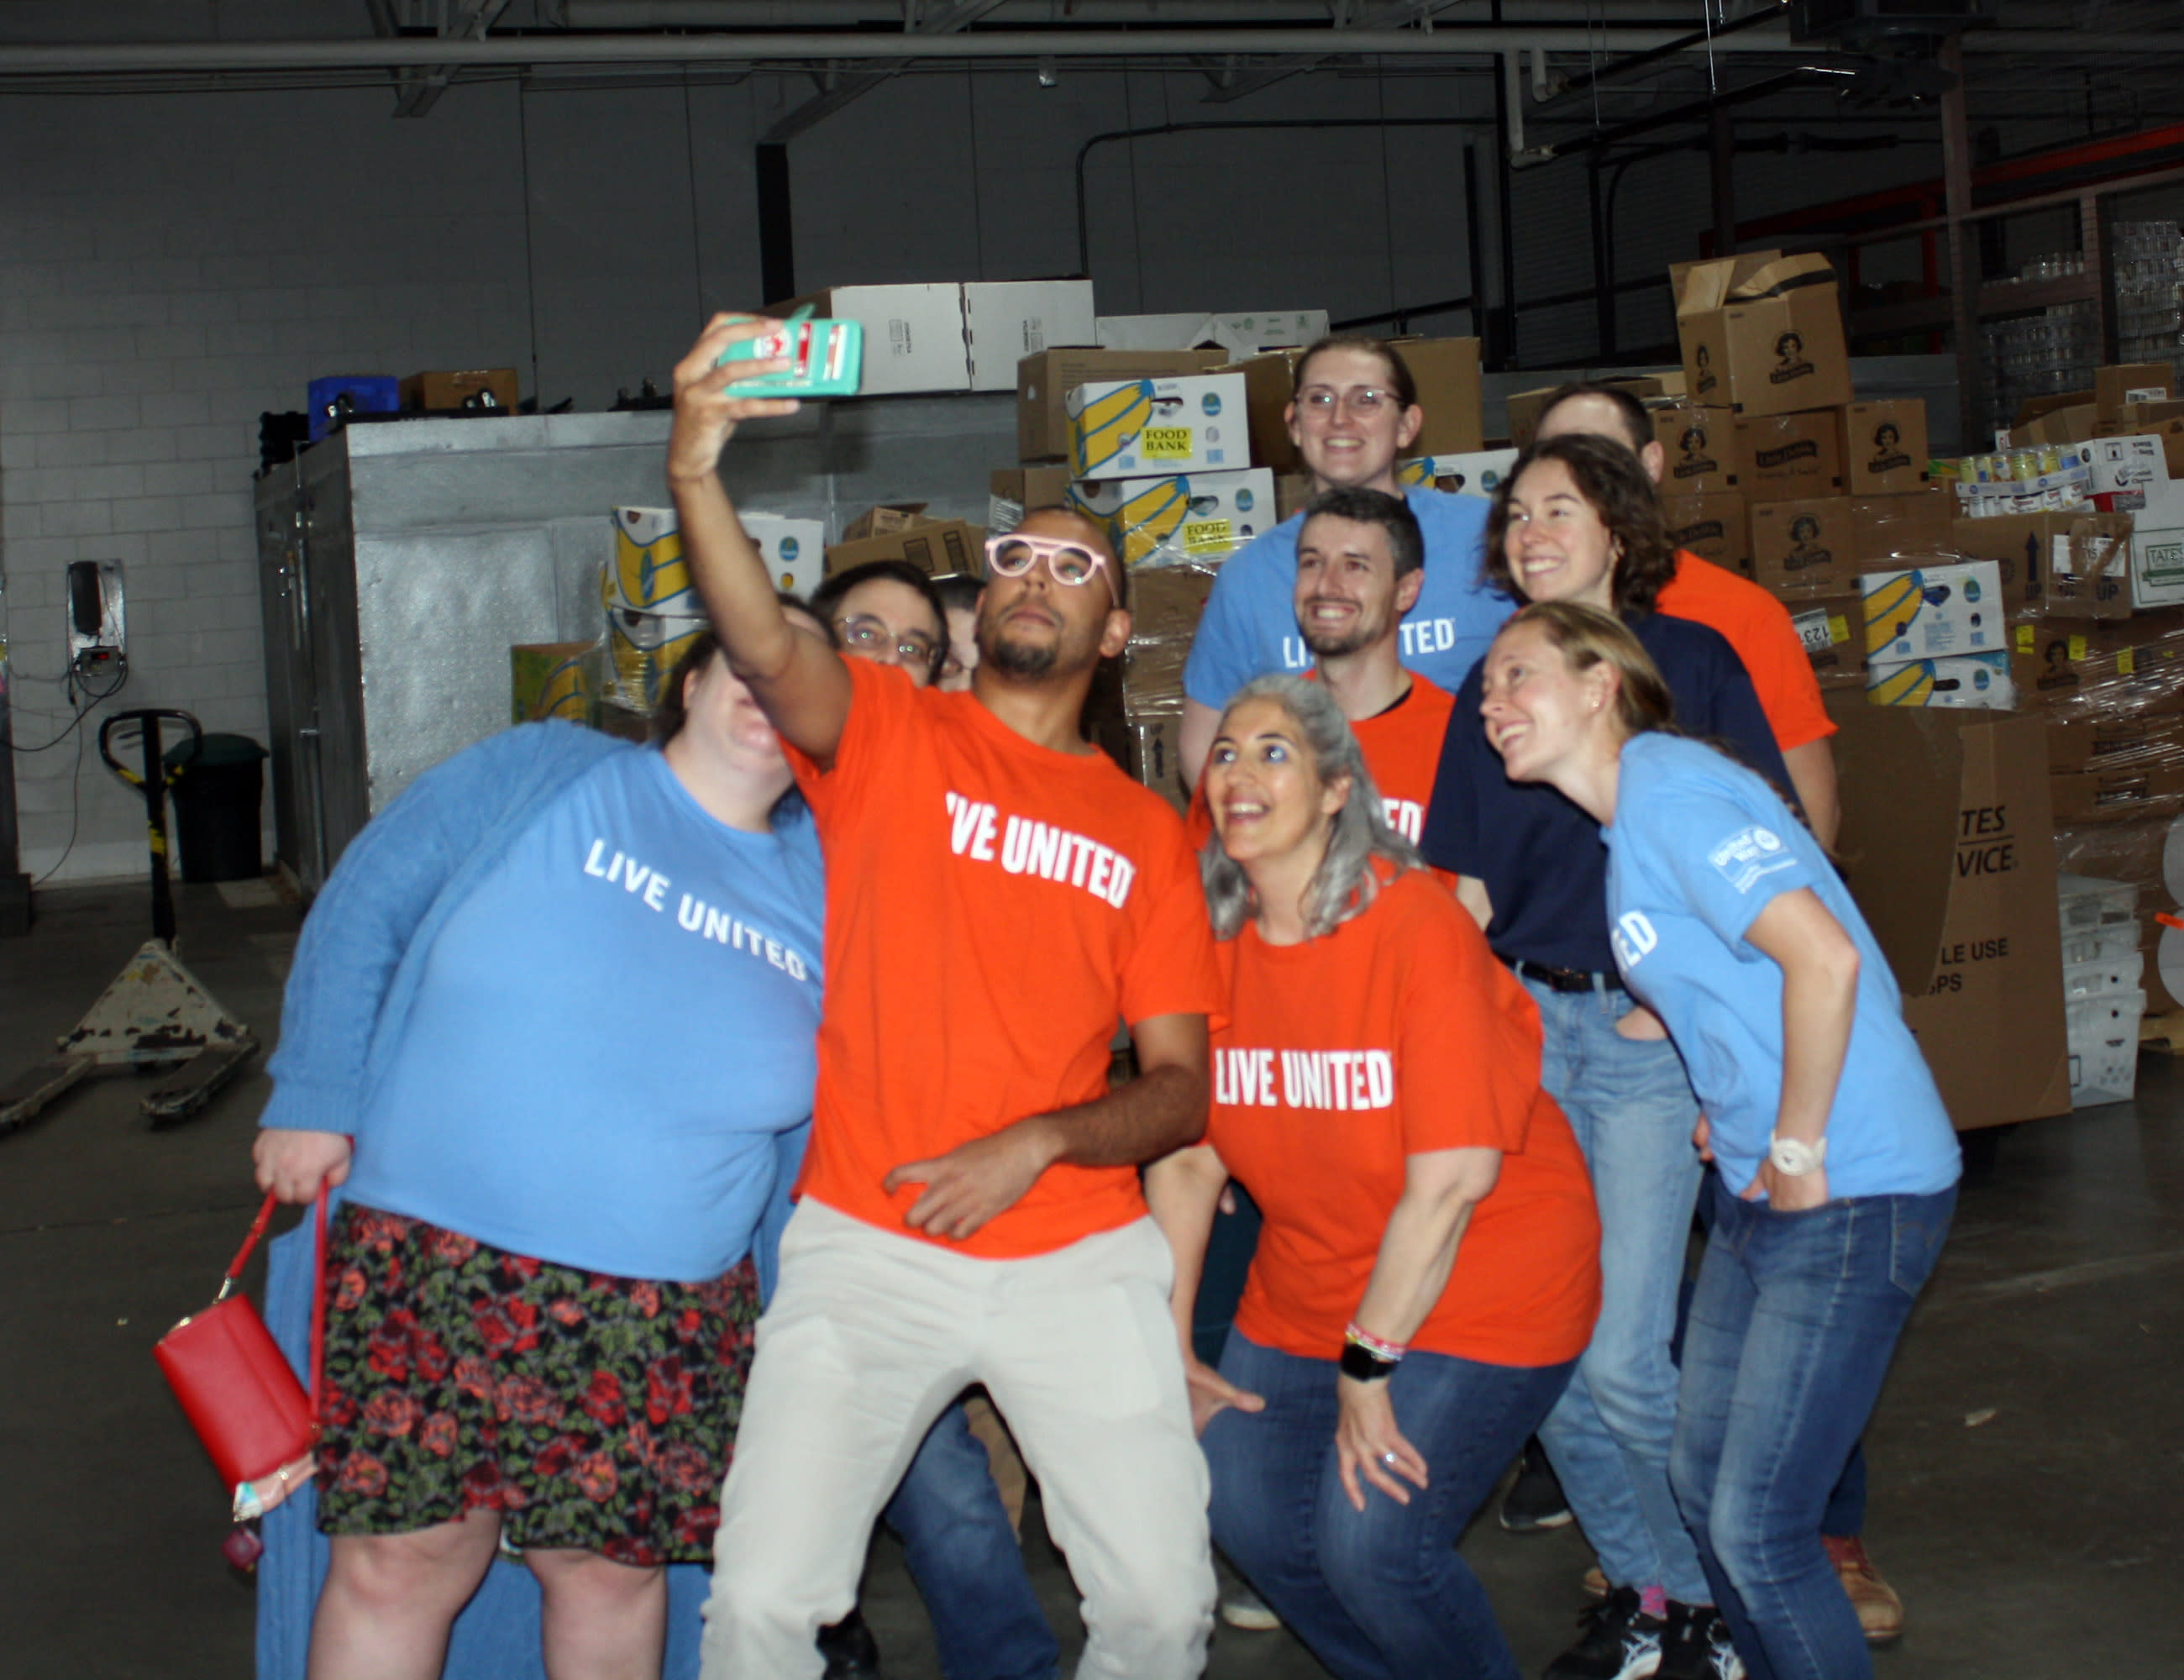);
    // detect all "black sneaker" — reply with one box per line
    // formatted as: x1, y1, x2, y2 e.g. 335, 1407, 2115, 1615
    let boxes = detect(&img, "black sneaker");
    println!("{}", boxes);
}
1656, 1603, 1744, 1680
1500, 1445, 1574, 1532
1543, 1585, 1665, 1680
816, 1607, 882, 1680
